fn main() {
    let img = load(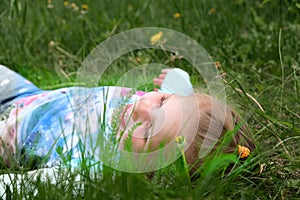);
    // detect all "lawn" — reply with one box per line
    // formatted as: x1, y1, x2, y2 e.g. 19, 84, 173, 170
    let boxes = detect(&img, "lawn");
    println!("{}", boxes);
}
0, 0, 299, 199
